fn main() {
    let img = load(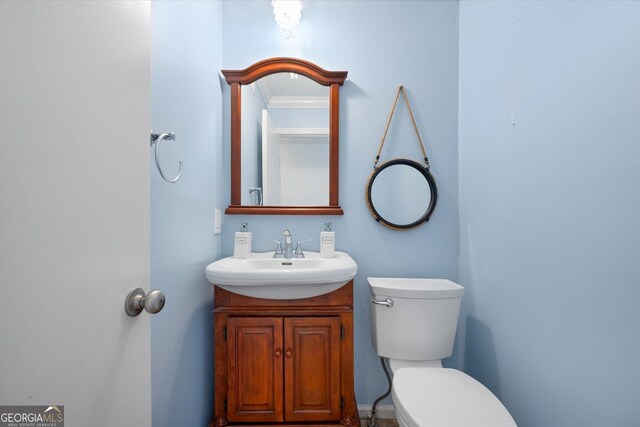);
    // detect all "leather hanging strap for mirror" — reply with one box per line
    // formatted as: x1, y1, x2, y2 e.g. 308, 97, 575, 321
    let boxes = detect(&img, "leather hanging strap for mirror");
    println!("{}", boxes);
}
374, 85, 430, 170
